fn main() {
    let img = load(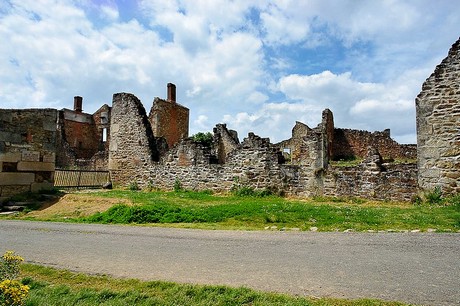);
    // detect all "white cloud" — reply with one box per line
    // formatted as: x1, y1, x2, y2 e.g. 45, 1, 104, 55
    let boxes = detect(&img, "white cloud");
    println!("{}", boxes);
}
100, 4, 119, 21
1, 0, 459, 146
